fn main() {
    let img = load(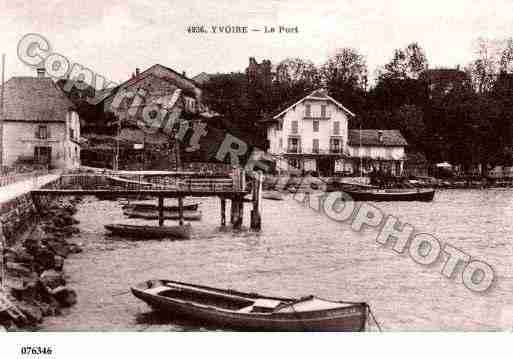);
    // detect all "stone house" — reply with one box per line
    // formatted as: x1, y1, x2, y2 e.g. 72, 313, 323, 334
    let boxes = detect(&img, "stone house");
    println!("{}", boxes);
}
263, 89, 407, 176
0, 70, 81, 170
